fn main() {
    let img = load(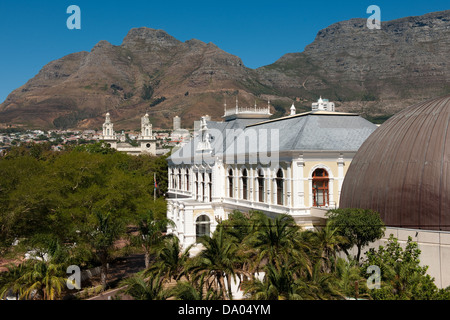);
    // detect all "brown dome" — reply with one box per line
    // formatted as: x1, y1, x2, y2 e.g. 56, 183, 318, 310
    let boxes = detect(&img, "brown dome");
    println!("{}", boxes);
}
340, 95, 450, 231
